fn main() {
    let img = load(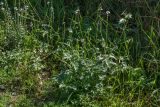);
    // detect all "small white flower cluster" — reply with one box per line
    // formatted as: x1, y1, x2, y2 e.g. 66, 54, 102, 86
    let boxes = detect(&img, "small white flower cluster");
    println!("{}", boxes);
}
98, 6, 103, 11
14, 7, 18, 11
119, 18, 126, 24
106, 11, 110, 15
47, 1, 50, 5
119, 13, 132, 24
13, 5, 29, 12
125, 13, 132, 19
68, 27, 73, 33
87, 27, 92, 32
0, 2, 4, 5
0, 2, 5, 11
98, 5, 110, 16
75, 8, 80, 14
